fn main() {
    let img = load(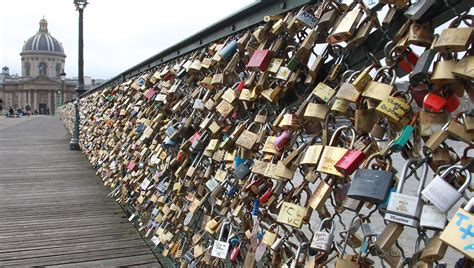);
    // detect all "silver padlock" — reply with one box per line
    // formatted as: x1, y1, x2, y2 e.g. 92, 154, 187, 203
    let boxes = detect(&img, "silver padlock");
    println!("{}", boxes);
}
291, 242, 309, 268
421, 164, 472, 213
271, 233, 288, 251
361, 222, 379, 237
310, 218, 335, 252
404, 0, 436, 21
211, 217, 232, 259
420, 203, 447, 230
182, 250, 195, 263
385, 158, 428, 228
